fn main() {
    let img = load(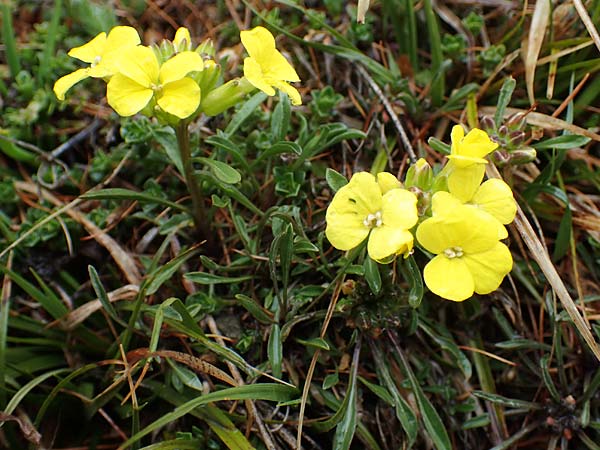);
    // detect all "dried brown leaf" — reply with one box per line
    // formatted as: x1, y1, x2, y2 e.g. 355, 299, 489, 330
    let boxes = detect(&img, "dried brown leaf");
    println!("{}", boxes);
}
525, 0, 551, 105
